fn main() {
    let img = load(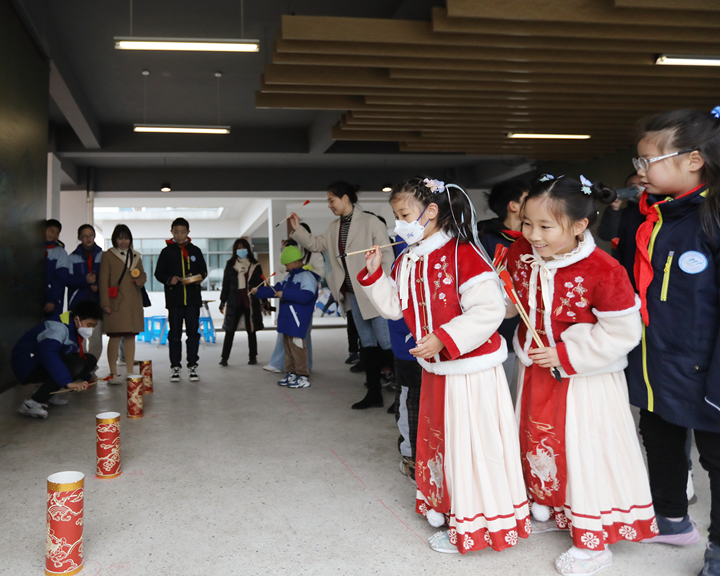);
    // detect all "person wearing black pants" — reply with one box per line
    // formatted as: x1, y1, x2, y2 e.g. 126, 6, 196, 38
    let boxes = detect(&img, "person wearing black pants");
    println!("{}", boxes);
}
639, 410, 720, 547
168, 306, 200, 368
27, 353, 97, 404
